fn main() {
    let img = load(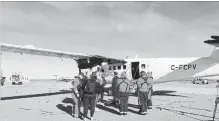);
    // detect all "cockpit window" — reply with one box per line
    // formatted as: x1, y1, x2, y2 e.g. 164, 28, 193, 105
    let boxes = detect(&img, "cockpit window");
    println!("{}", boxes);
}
113, 66, 116, 70
118, 66, 121, 70
109, 66, 112, 70
141, 64, 146, 69
123, 65, 127, 70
